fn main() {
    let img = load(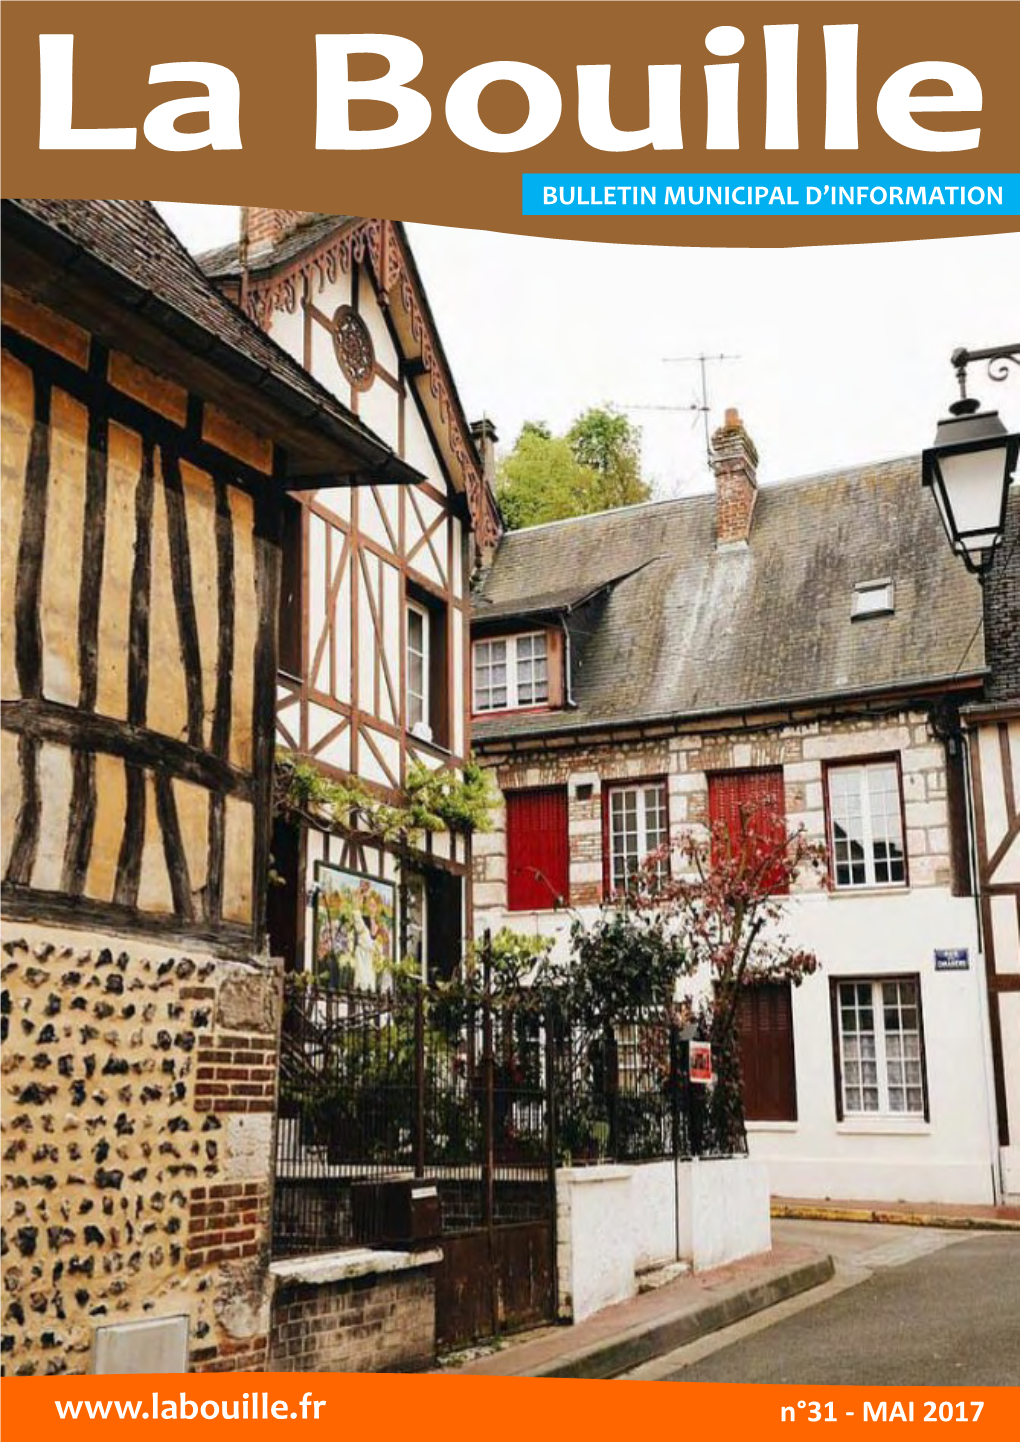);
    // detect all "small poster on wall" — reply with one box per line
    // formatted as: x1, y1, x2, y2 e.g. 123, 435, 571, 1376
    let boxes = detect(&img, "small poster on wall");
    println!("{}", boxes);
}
313, 863, 395, 991
689, 1041, 714, 1086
